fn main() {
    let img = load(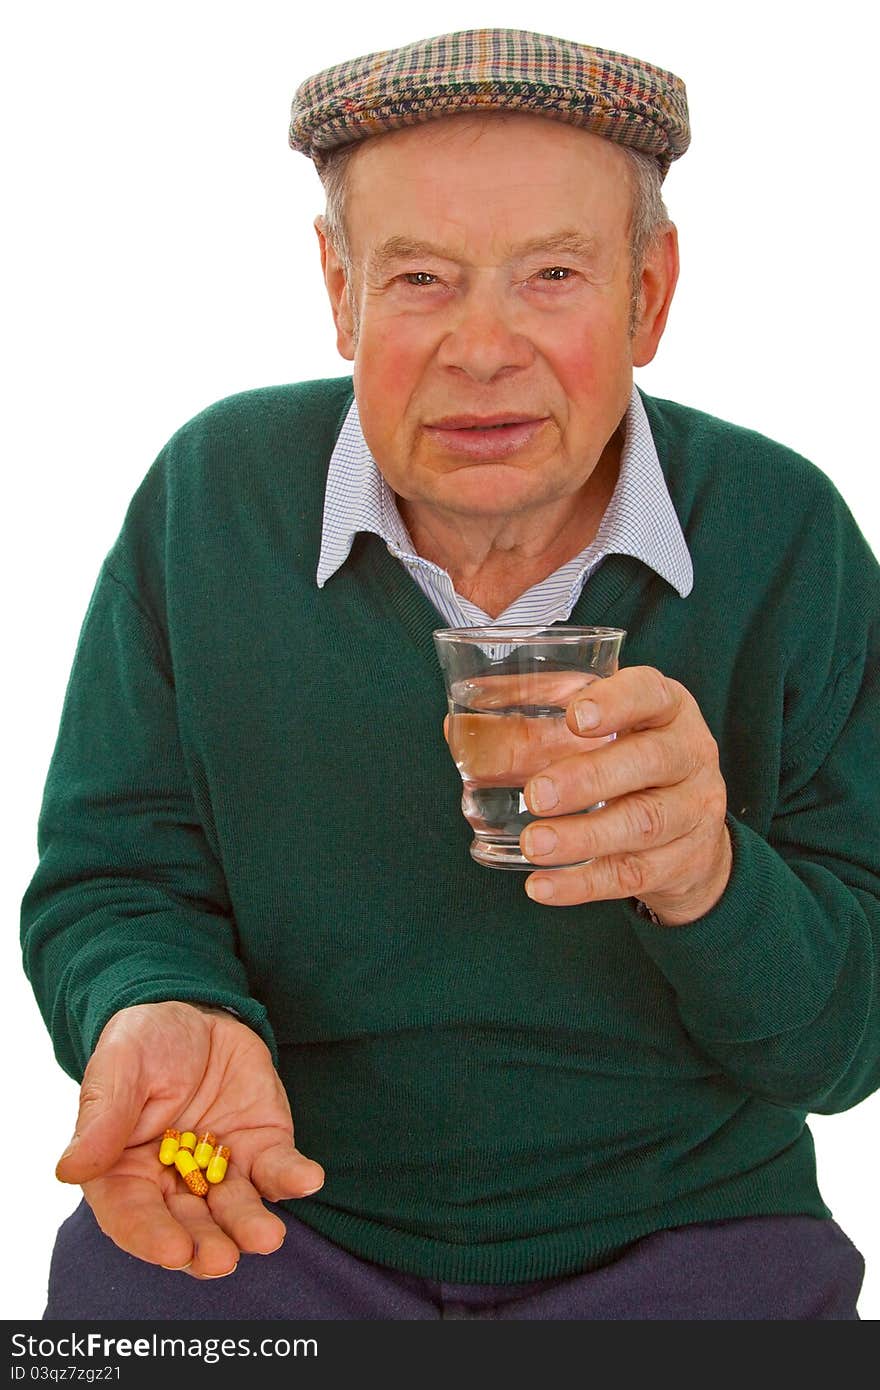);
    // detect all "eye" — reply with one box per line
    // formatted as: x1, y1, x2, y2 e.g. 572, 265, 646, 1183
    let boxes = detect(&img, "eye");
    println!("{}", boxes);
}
402, 272, 439, 286
537, 266, 574, 281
